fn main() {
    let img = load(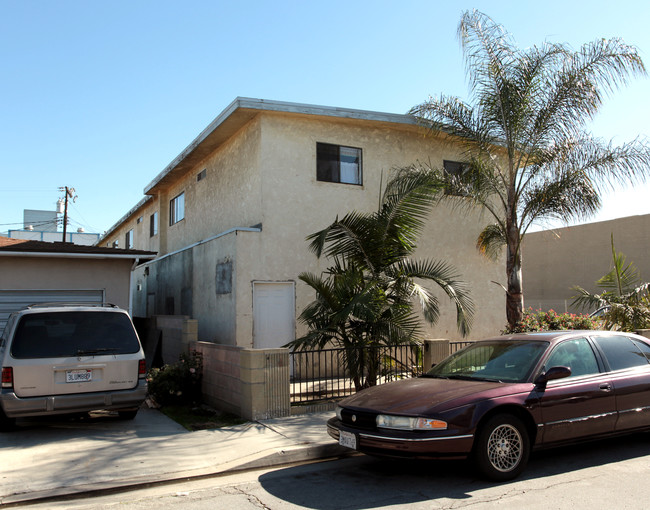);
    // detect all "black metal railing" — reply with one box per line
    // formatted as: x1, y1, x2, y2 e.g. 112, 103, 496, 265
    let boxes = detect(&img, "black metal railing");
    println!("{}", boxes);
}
290, 344, 423, 405
450, 341, 475, 353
